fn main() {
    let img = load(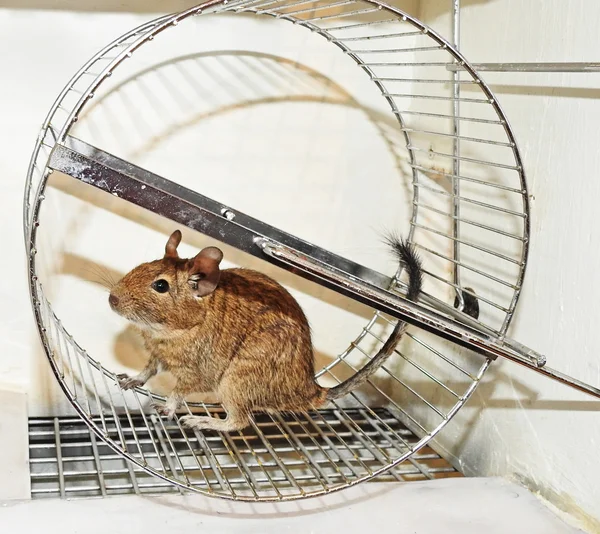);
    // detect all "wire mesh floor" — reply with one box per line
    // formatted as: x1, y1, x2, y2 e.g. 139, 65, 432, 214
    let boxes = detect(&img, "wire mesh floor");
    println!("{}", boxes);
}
29, 408, 461, 499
